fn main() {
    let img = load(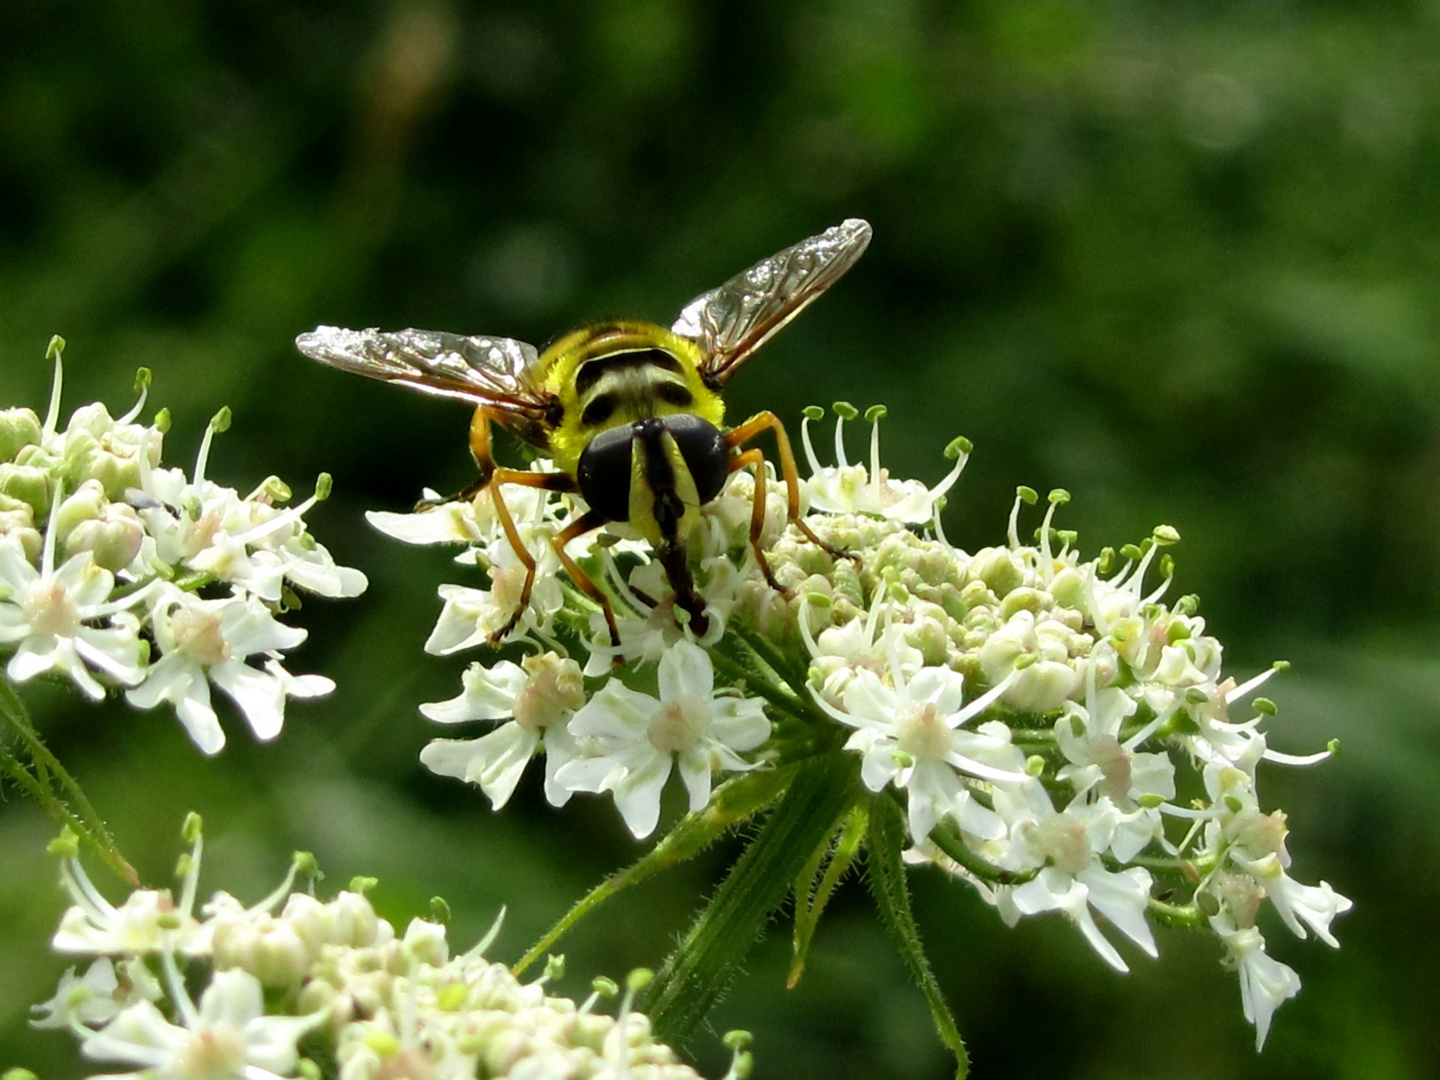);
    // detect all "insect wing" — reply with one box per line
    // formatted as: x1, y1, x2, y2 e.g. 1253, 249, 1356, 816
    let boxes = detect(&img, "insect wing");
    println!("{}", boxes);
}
672, 218, 872, 386
295, 326, 550, 414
